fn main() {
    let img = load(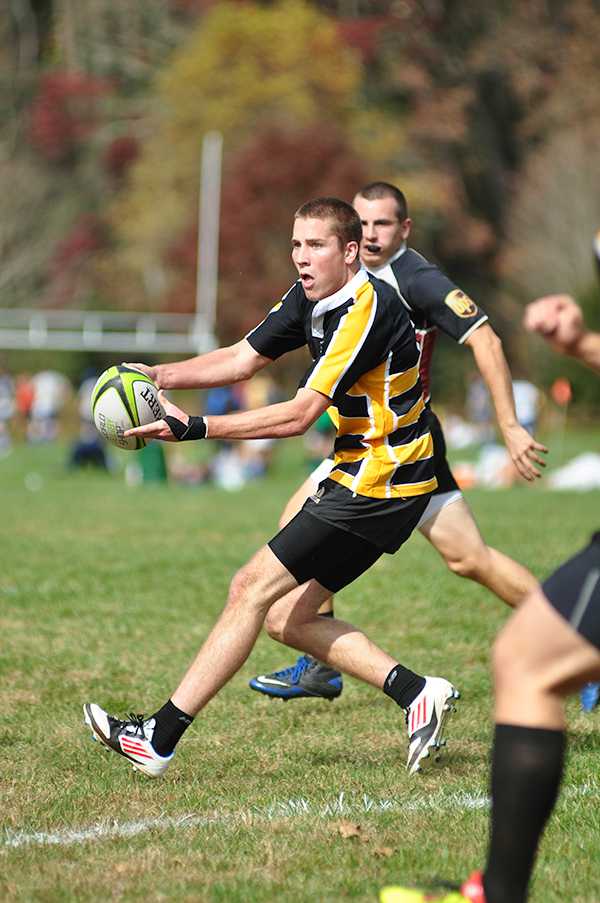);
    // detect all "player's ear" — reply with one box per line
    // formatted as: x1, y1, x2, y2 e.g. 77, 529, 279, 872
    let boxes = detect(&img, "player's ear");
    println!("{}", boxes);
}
344, 241, 360, 265
400, 217, 412, 240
